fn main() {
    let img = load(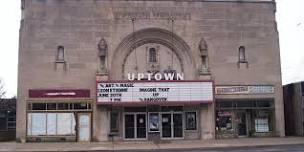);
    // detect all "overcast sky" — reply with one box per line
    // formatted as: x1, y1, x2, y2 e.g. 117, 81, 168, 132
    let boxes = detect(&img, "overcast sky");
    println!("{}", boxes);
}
0, 0, 303, 98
